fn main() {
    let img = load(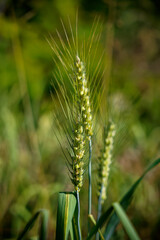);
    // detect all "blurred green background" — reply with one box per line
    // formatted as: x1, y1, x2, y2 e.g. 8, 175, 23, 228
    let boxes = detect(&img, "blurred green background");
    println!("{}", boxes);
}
0, 0, 160, 239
